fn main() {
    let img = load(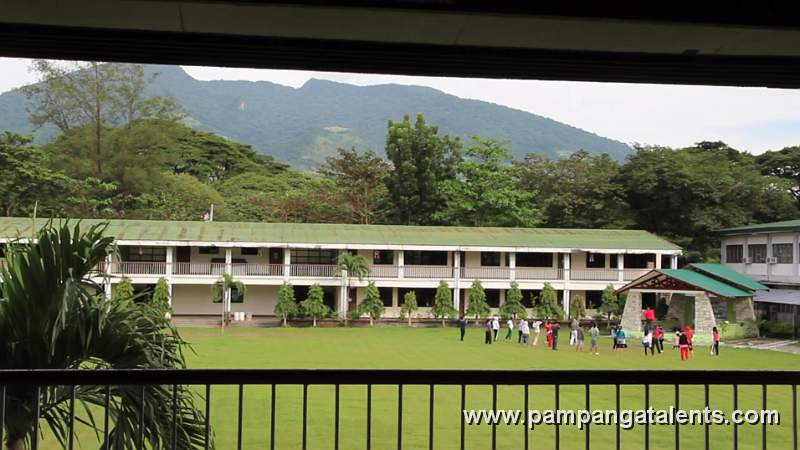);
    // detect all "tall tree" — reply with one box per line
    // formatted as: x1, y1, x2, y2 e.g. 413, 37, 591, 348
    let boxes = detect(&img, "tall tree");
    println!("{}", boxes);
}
536, 283, 563, 320
436, 137, 539, 227
318, 148, 391, 224
569, 294, 587, 320
400, 291, 418, 326
384, 114, 462, 224
599, 284, 620, 326
466, 280, 490, 324
515, 150, 633, 229
359, 282, 385, 326
432, 281, 456, 327
301, 284, 329, 327
0, 221, 207, 450
755, 146, 800, 202
275, 282, 298, 326
500, 281, 527, 319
